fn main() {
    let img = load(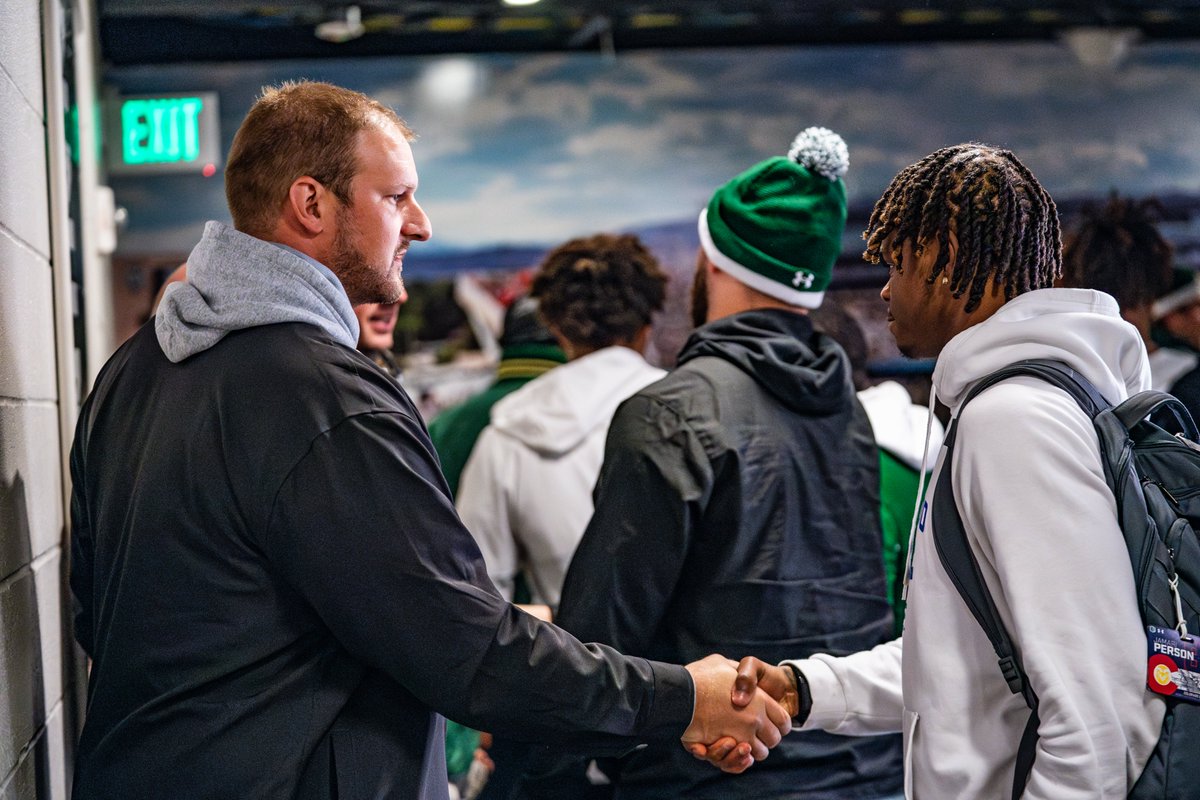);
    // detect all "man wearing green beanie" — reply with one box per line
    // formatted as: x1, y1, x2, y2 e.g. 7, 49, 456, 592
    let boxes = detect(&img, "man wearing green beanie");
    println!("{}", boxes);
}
542, 129, 903, 799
